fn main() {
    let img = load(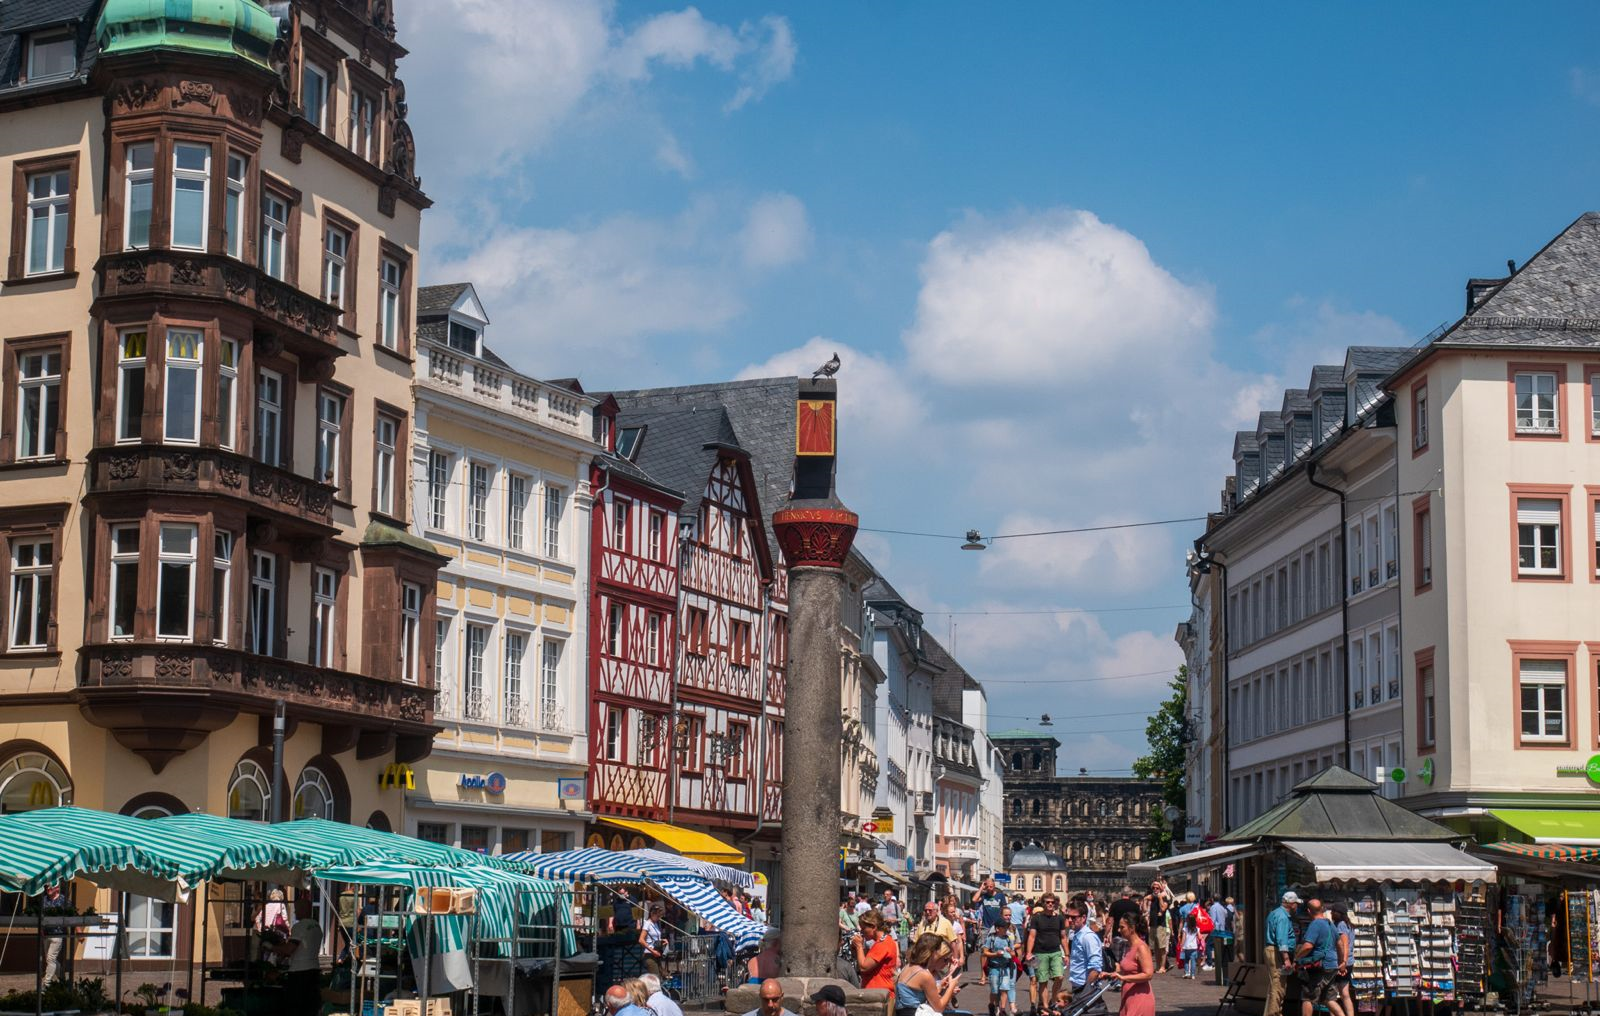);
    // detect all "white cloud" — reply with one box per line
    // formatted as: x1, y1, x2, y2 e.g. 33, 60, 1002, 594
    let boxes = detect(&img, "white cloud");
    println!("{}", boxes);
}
903, 210, 1216, 388
737, 337, 924, 441
401, 2, 796, 184
1093, 630, 1186, 692
739, 193, 813, 269
655, 133, 695, 179
979, 512, 1177, 595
